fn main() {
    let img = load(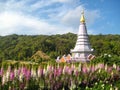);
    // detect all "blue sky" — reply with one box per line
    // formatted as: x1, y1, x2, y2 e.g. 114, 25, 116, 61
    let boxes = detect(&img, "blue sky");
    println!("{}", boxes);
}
0, 0, 119, 36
